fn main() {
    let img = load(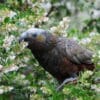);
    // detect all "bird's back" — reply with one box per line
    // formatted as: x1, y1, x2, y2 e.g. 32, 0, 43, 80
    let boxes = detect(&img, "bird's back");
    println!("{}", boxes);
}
32, 37, 95, 82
